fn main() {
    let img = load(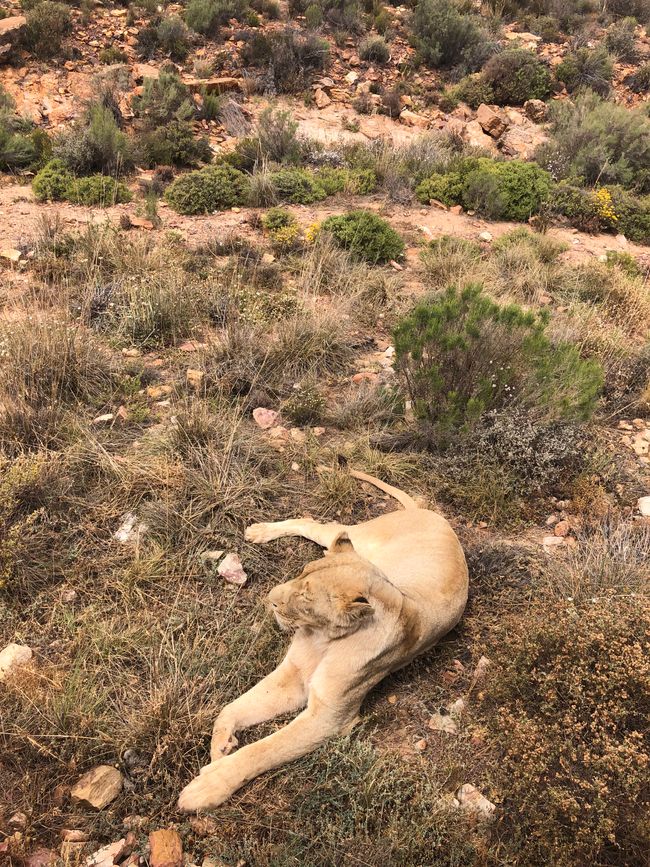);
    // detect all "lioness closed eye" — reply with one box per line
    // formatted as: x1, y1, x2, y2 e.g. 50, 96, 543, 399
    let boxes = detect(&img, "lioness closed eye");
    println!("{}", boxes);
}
178, 468, 468, 813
